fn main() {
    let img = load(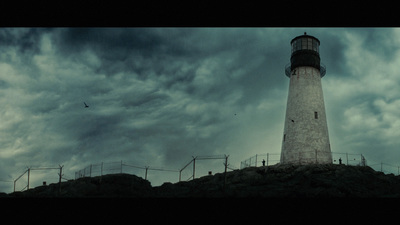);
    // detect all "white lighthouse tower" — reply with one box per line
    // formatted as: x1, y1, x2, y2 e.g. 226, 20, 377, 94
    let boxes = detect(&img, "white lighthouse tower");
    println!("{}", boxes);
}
280, 33, 332, 164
